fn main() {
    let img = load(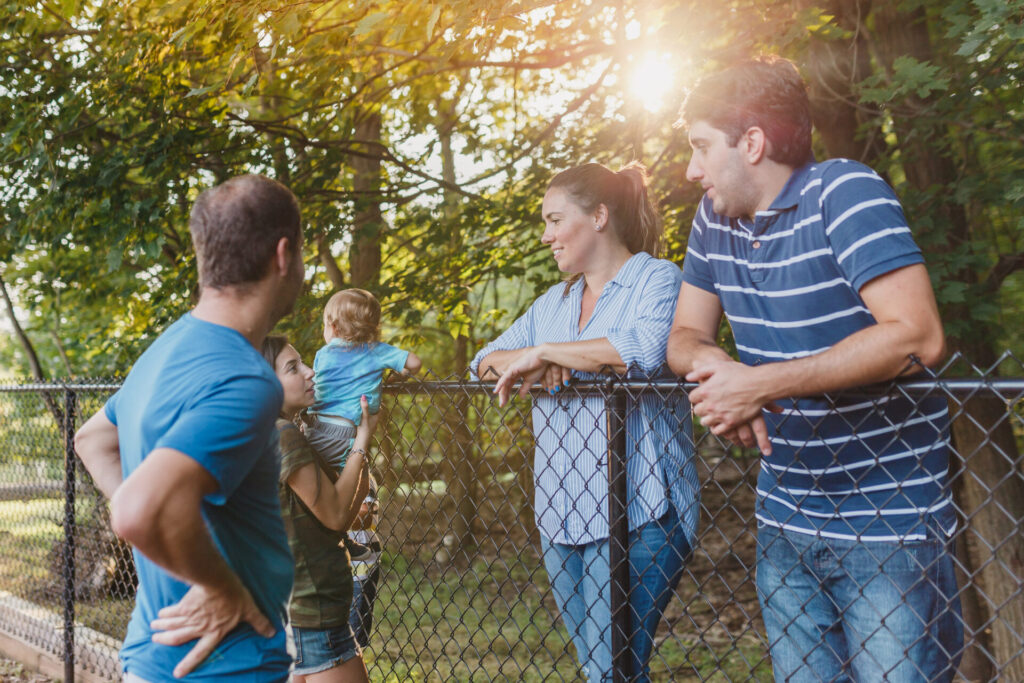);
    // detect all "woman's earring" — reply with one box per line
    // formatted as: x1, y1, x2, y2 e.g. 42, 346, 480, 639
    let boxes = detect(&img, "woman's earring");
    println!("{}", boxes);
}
594, 222, 603, 232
